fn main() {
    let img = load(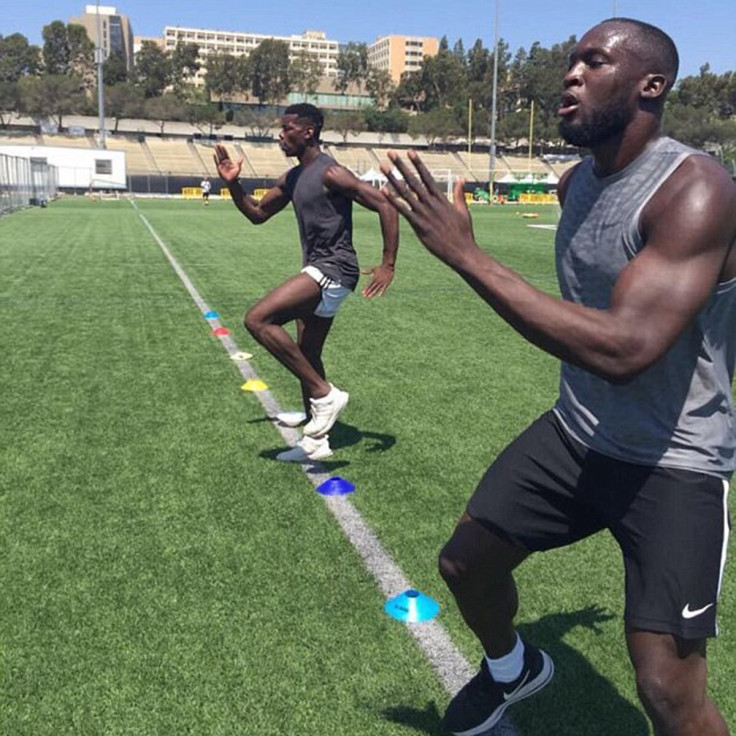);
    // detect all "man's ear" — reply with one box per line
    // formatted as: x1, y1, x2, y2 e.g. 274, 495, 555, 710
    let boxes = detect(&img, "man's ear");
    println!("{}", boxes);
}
641, 73, 667, 100
304, 124, 315, 142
